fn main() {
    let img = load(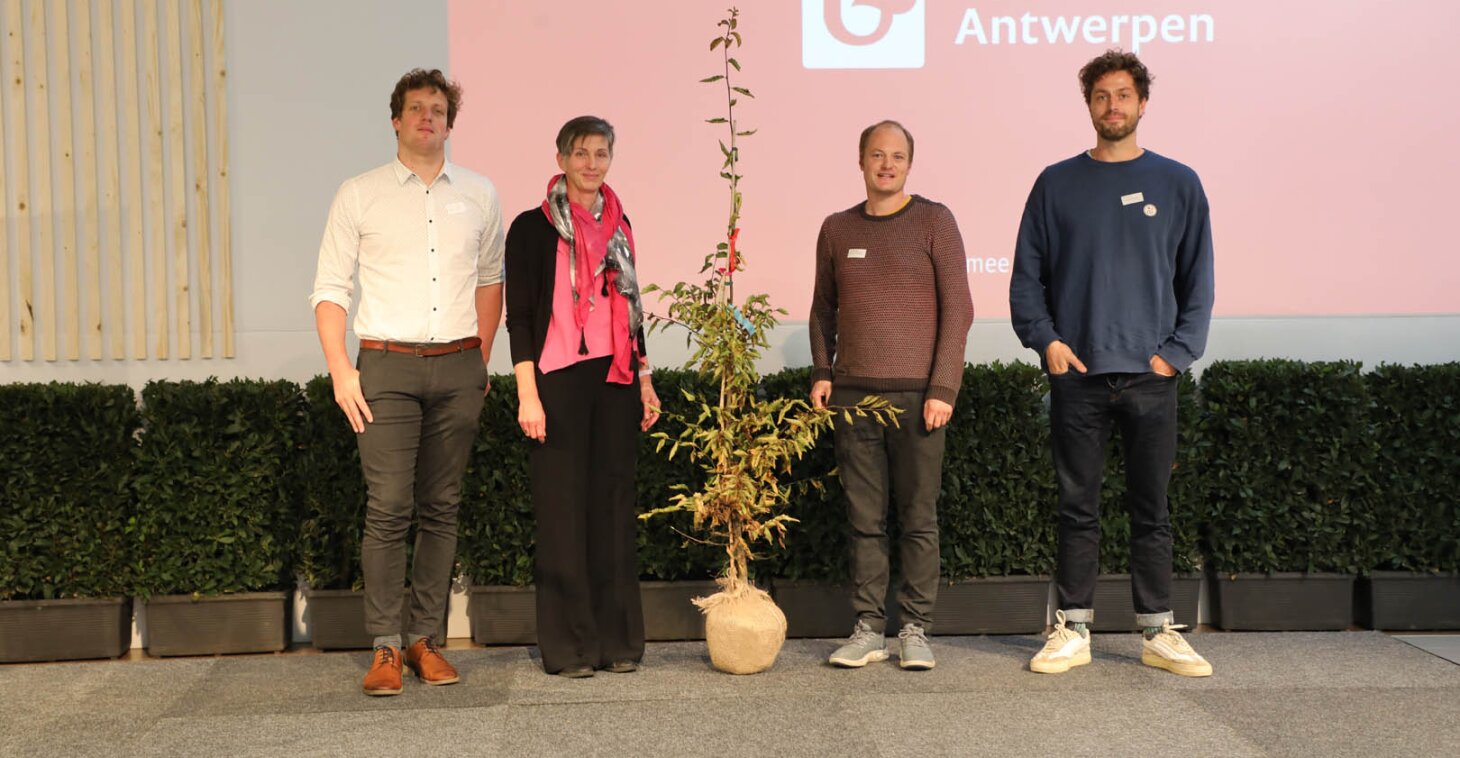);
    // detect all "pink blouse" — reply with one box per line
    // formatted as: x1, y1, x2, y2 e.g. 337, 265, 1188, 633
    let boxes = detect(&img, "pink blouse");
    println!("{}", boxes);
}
537, 236, 616, 374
